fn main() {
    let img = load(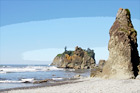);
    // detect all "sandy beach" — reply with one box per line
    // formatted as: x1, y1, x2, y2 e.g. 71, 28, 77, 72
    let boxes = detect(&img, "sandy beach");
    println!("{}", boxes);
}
2, 77, 140, 93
